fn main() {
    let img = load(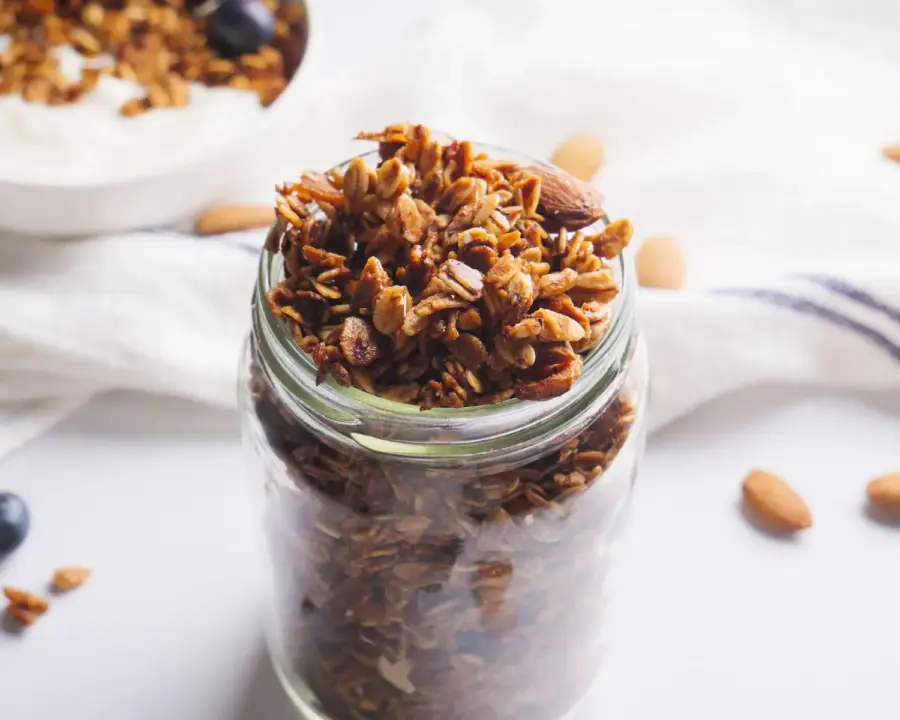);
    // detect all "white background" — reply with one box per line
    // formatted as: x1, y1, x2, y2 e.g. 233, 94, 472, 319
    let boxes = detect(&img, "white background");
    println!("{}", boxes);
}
2, 0, 900, 718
